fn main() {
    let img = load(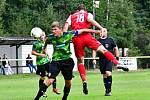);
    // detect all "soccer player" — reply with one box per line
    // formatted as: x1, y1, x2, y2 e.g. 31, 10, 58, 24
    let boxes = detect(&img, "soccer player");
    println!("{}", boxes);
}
92, 28, 129, 96
31, 27, 60, 97
63, 4, 128, 95
34, 21, 101, 100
